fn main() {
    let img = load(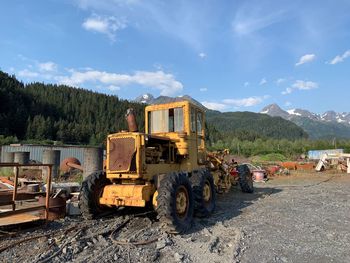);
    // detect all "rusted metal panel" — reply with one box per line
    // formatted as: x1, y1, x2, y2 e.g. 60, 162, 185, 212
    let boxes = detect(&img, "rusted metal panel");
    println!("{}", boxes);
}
0, 206, 46, 218
0, 163, 53, 225
0, 213, 42, 227
60, 157, 82, 172
281, 162, 297, 170
109, 137, 136, 171
296, 163, 315, 170
38, 196, 66, 220
0, 192, 46, 206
